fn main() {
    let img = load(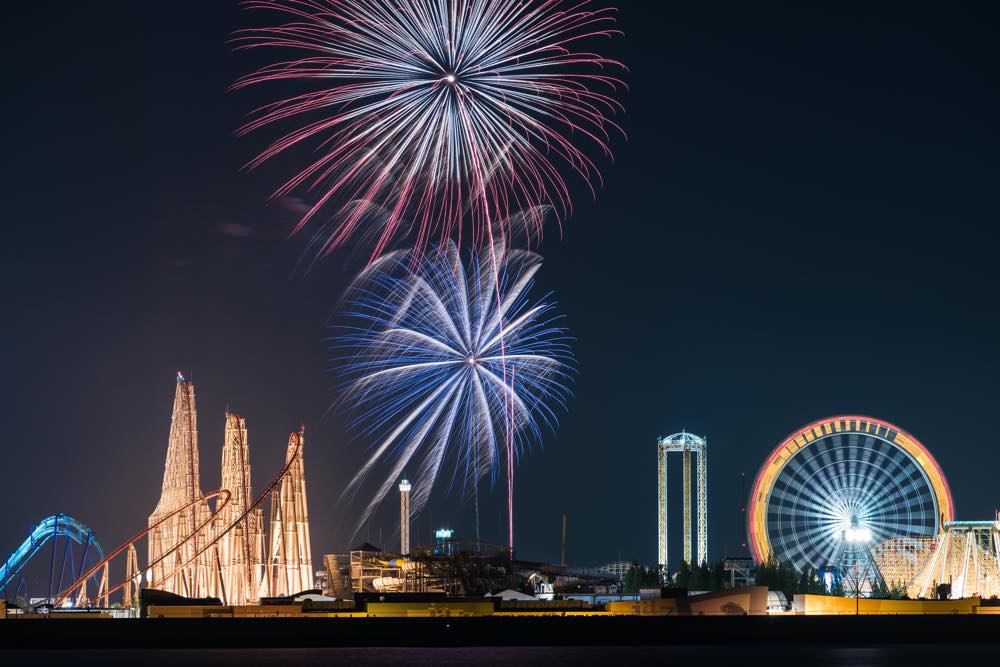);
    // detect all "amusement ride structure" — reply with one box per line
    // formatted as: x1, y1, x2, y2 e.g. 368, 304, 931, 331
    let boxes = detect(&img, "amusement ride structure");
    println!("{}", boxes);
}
41, 375, 314, 608
1, 515, 104, 605
748, 416, 953, 581
873, 518, 1000, 599
657, 431, 708, 572
748, 415, 1000, 598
